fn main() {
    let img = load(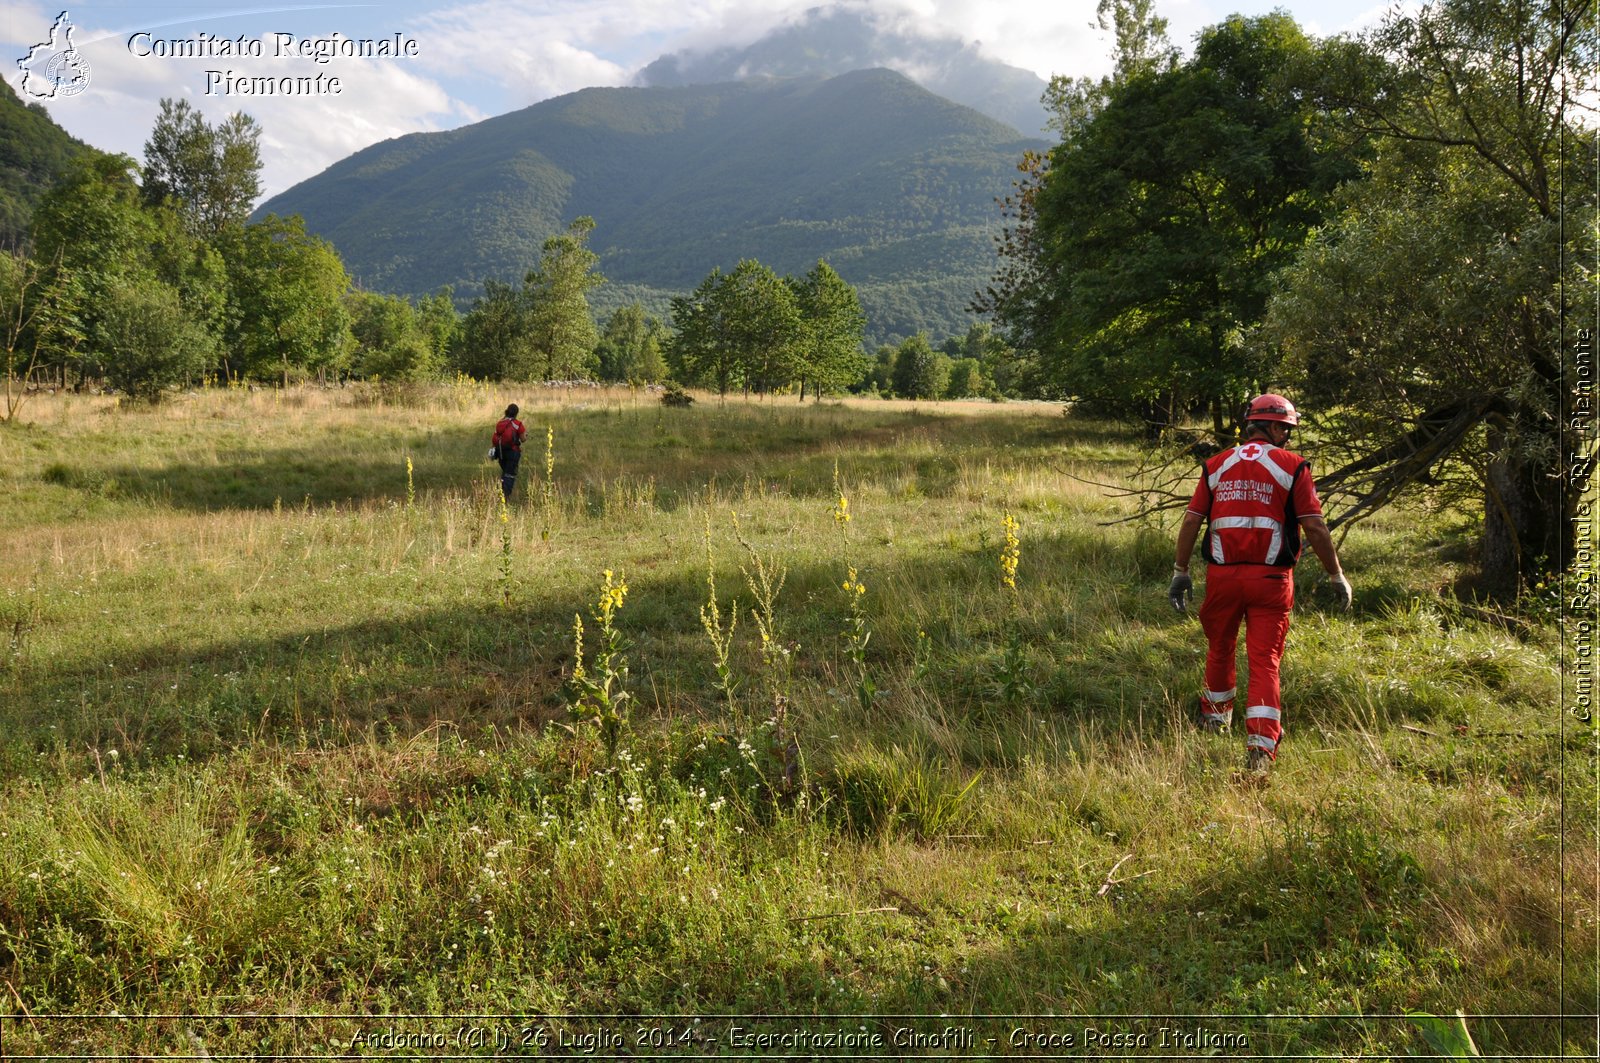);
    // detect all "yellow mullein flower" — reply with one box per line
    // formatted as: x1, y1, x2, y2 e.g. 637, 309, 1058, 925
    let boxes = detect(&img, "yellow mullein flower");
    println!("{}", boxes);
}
842, 567, 866, 598
571, 614, 586, 680
1001, 513, 1020, 592
598, 569, 628, 619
